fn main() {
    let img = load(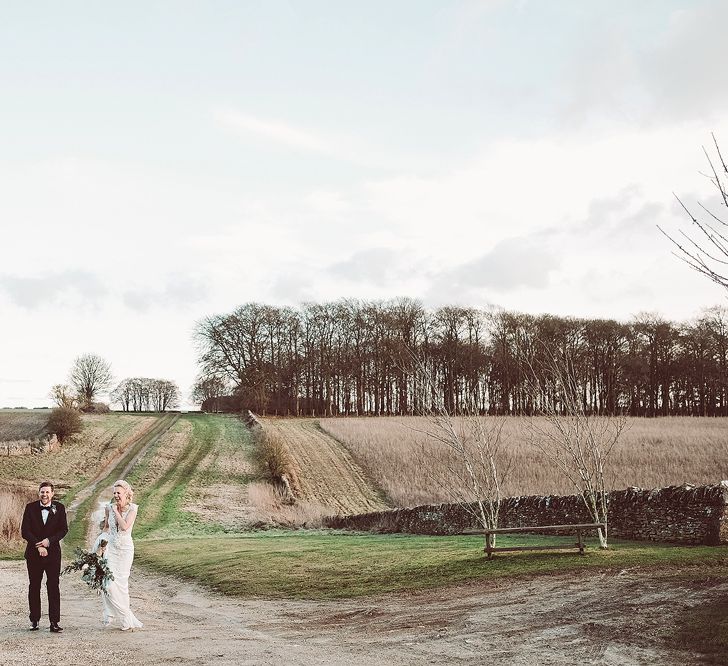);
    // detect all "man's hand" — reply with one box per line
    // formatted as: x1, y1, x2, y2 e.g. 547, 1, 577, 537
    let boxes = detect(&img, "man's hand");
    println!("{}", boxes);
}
35, 538, 50, 548
37, 546, 48, 557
